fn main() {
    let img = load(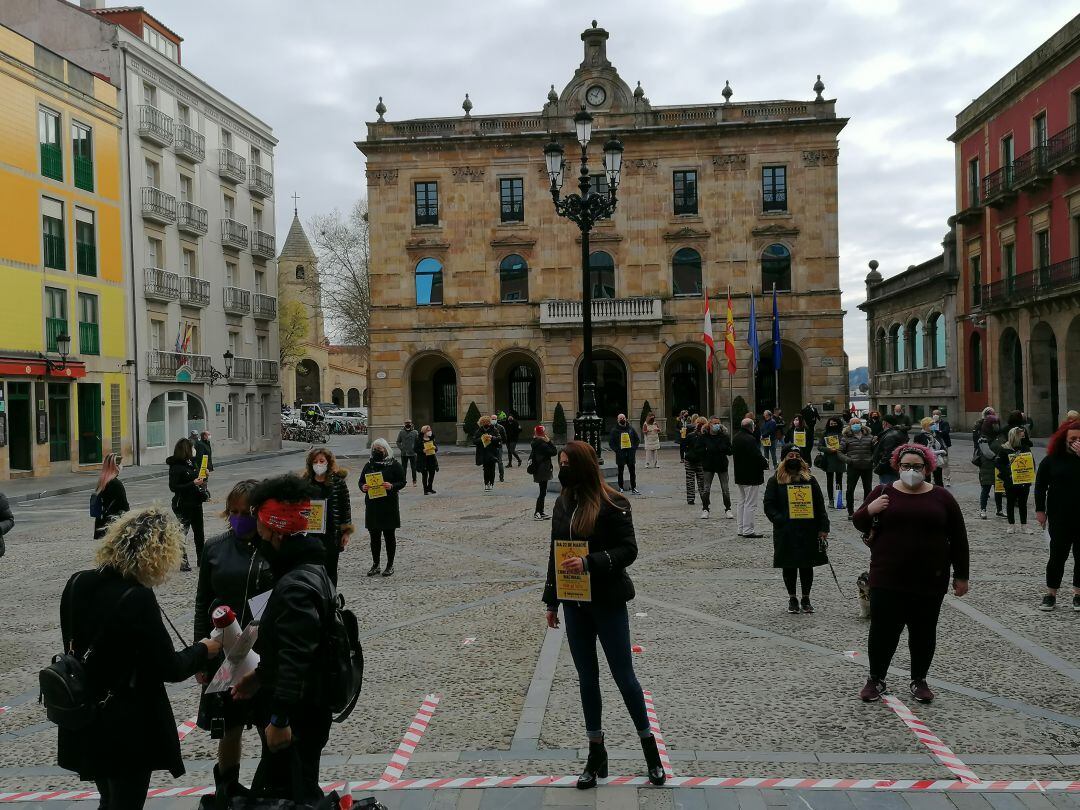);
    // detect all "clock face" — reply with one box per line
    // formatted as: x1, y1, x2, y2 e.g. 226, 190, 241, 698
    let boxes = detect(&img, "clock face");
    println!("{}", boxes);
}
586, 85, 607, 106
